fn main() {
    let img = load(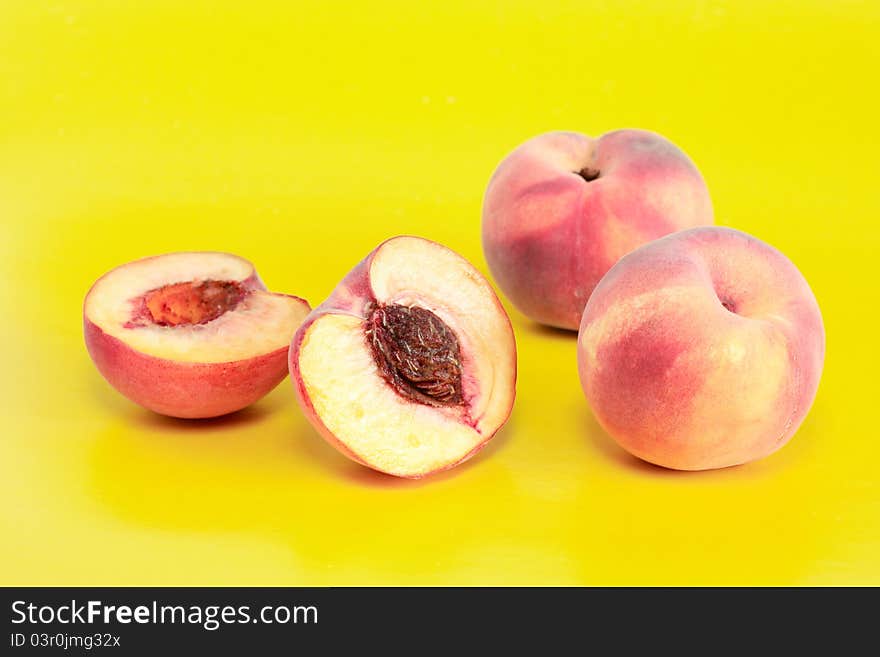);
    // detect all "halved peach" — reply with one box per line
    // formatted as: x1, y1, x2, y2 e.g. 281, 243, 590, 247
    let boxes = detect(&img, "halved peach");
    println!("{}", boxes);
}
84, 251, 310, 419
289, 236, 517, 478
